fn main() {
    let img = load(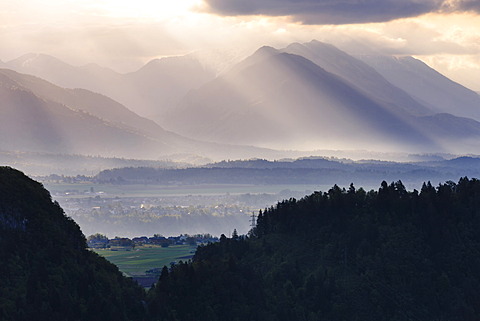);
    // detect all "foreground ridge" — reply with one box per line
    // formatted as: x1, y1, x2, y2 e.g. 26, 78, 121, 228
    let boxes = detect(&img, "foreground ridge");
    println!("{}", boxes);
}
0, 167, 146, 321
148, 178, 480, 321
